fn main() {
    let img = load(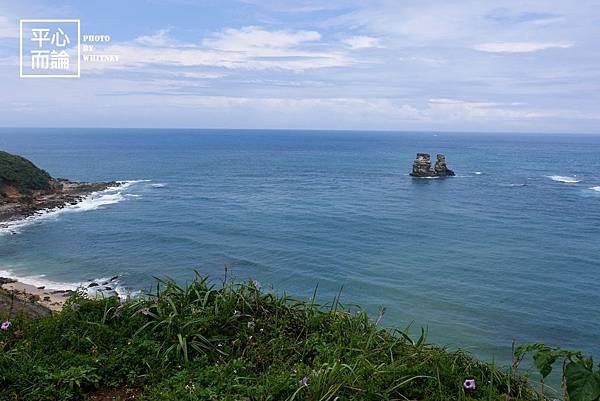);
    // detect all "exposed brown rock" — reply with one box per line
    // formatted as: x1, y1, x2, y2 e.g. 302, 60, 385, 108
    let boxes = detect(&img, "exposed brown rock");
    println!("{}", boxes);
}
0, 178, 119, 223
410, 153, 455, 177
